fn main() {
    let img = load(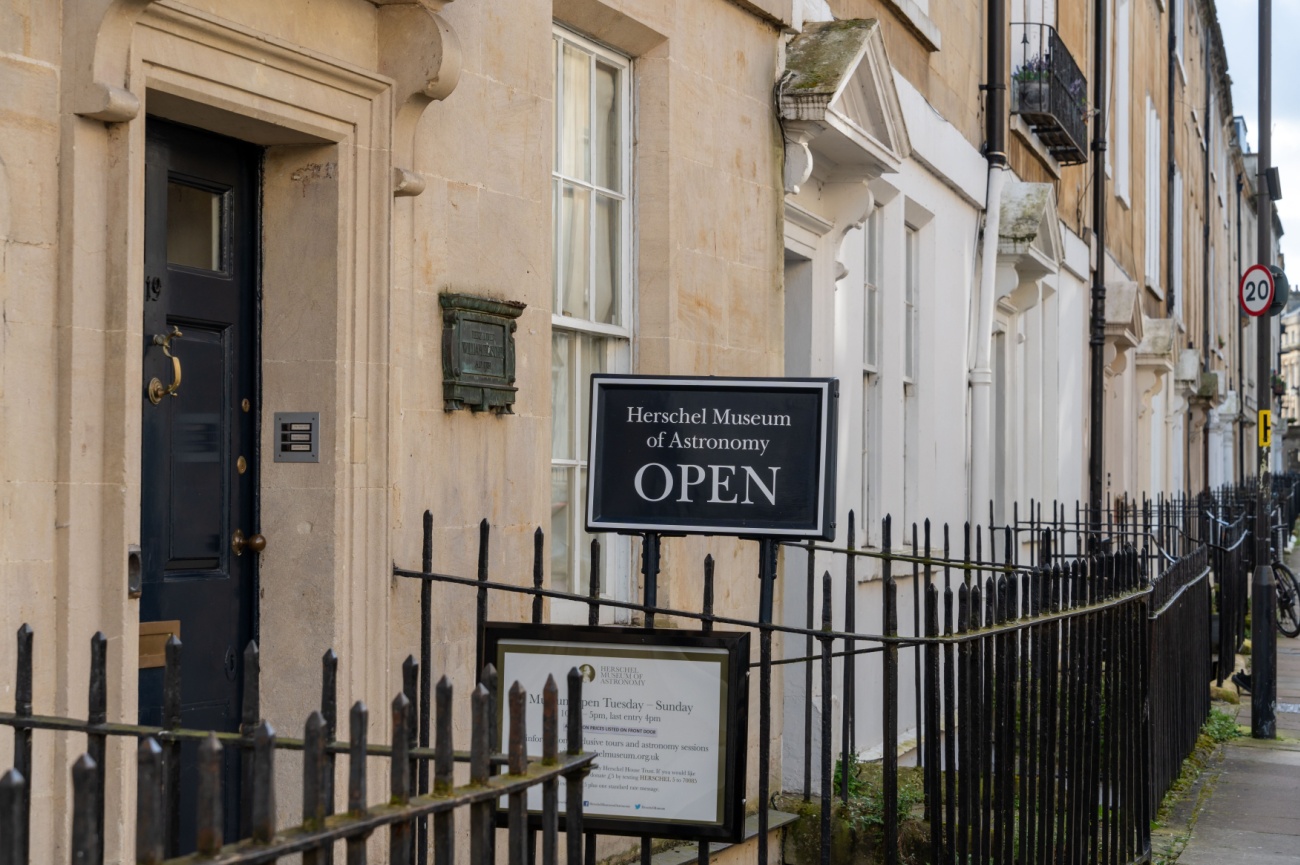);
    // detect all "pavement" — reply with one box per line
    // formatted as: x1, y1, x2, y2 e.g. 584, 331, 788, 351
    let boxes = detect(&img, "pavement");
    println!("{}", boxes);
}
1157, 573, 1300, 864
